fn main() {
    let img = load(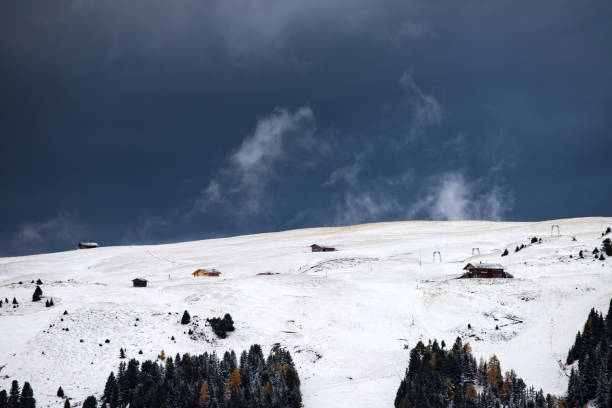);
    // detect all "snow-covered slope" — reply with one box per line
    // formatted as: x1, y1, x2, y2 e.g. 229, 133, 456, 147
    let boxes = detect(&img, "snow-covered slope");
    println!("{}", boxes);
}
1, 218, 611, 407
